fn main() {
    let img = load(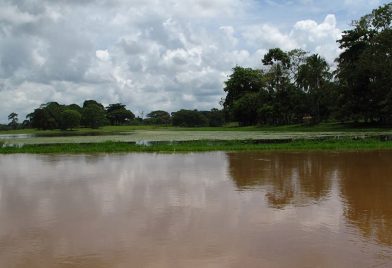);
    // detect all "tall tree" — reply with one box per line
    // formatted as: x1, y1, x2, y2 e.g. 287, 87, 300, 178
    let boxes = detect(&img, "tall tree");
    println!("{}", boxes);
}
262, 48, 291, 93
7, 112, 18, 129
232, 93, 261, 126
223, 66, 265, 111
30, 108, 57, 130
262, 48, 307, 124
106, 103, 135, 125
297, 54, 332, 123
82, 104, 107, 128
336, 3, 392, 123
41, 102, 64, 129
60, 110, 81, 130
